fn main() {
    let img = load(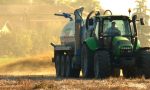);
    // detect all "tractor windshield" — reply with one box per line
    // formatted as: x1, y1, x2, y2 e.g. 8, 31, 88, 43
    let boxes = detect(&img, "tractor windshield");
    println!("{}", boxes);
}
103, 19, 131, 36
